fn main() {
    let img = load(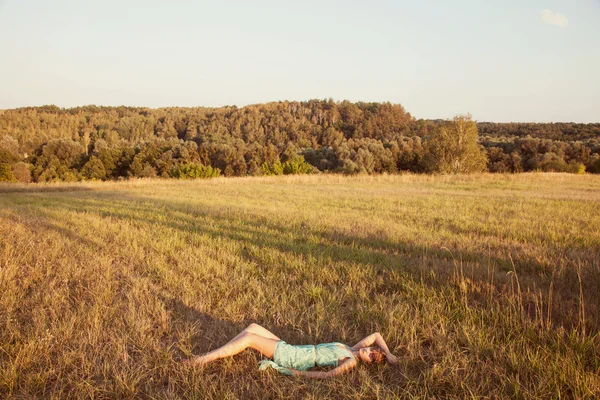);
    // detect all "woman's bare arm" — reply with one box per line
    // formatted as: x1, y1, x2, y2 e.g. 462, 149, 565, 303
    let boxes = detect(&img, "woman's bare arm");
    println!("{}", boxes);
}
352, 332, 398, 364
288, 358, 357, 379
